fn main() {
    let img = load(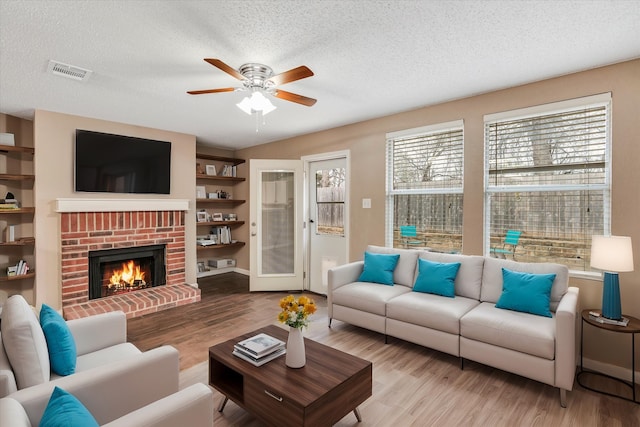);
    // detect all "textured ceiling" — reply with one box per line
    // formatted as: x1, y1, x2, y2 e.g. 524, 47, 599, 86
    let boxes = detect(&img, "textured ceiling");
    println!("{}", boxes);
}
0, 1, 639, 149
